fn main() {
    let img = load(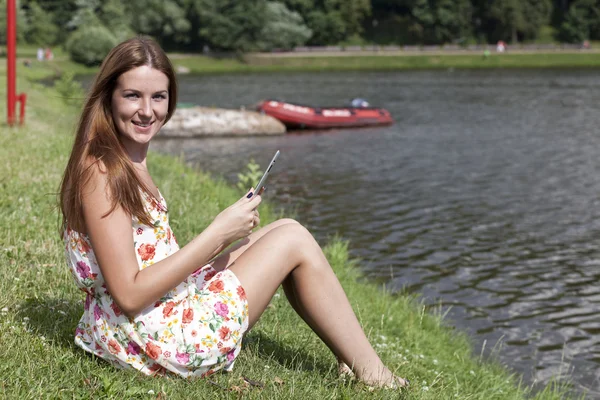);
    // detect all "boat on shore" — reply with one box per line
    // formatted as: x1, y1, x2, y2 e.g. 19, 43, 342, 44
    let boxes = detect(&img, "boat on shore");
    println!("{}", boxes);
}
256, 99, 394, 129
